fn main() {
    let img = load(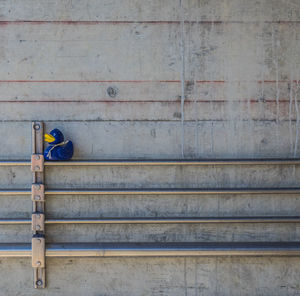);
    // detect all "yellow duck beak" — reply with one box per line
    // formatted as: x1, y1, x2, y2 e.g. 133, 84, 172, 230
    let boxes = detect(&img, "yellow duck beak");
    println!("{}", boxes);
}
44, 133, 55, 143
